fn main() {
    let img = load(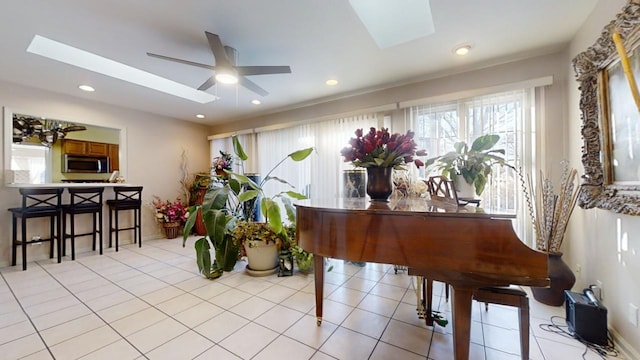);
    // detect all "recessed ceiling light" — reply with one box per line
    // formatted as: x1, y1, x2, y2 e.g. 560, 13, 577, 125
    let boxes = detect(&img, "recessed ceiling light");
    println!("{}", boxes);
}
326, 79, 338, 86
251, 99, 261, 105
78, 85, 95, 92
454, 44, 471, 56
195, 114, 205, 119
27, 35, 218, 104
